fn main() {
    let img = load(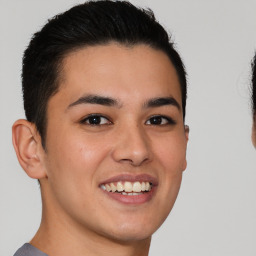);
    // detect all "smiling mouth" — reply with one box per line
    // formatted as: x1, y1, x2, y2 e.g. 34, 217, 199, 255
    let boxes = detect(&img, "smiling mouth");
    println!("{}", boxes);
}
100, 181, 152, 195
